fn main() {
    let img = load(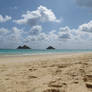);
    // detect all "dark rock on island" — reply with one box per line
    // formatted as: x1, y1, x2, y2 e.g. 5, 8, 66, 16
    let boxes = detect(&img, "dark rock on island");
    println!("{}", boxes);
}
46, 46, 55, 50
17, 45, 31, 49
